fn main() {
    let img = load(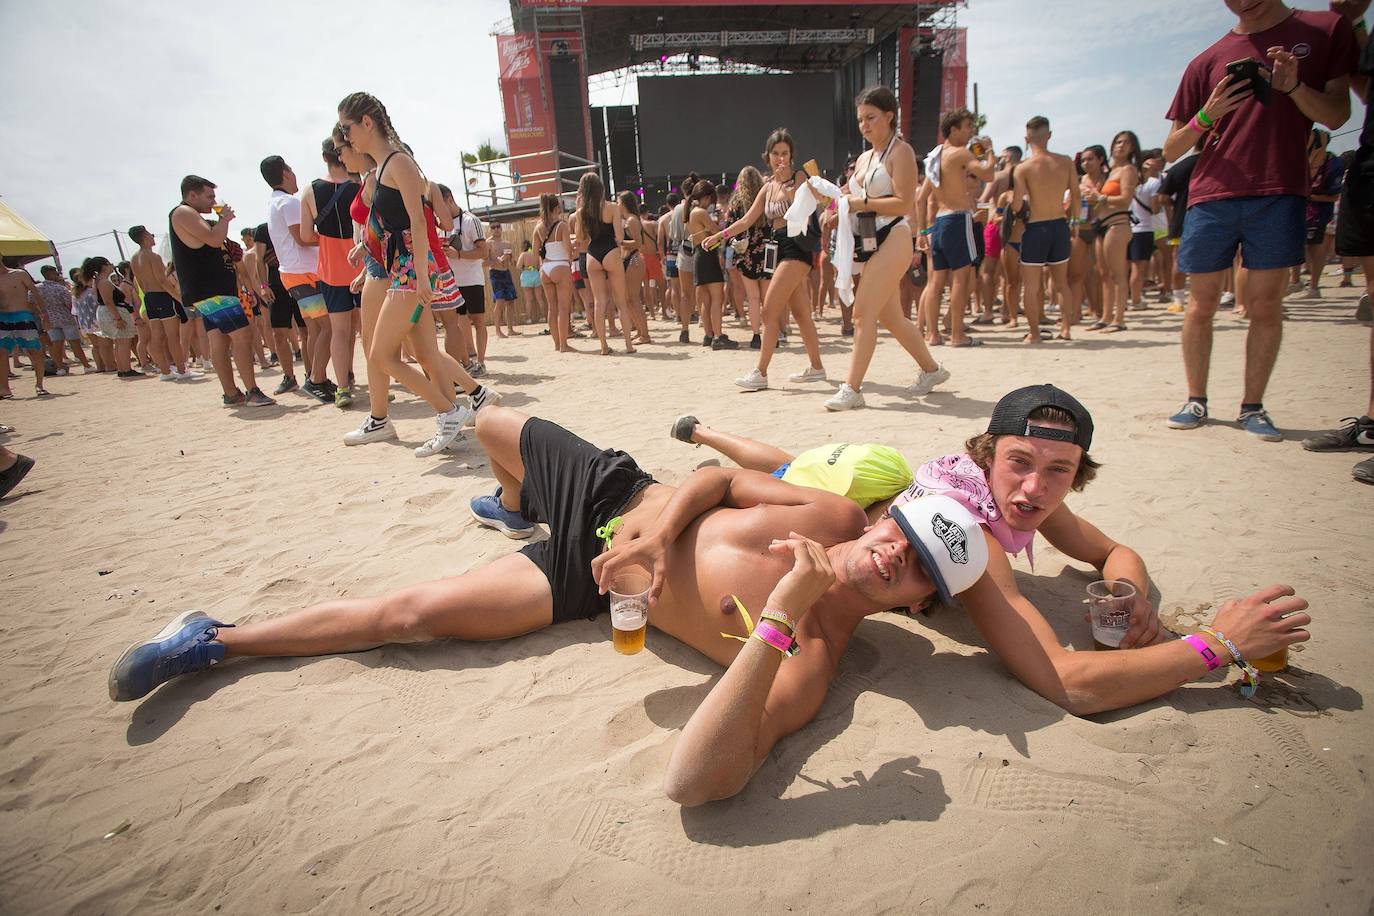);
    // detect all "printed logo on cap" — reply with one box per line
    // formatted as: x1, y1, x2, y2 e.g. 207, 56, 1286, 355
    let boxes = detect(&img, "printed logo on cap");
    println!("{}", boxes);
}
931, 513, 969, 565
